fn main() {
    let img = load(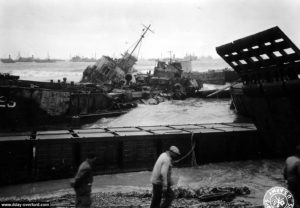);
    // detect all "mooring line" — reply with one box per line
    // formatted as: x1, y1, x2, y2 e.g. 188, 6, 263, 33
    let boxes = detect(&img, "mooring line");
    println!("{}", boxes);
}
174, 132, 198, 166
